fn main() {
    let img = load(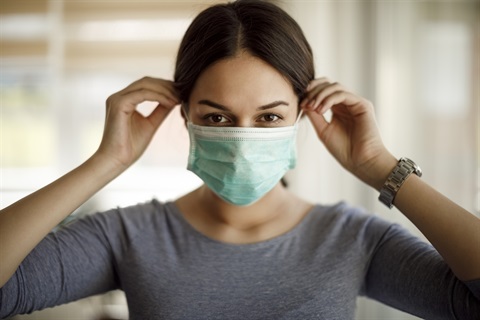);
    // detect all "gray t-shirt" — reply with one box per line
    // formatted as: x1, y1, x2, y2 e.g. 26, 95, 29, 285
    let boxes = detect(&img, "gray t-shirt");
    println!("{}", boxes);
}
1, 200, 479, 319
